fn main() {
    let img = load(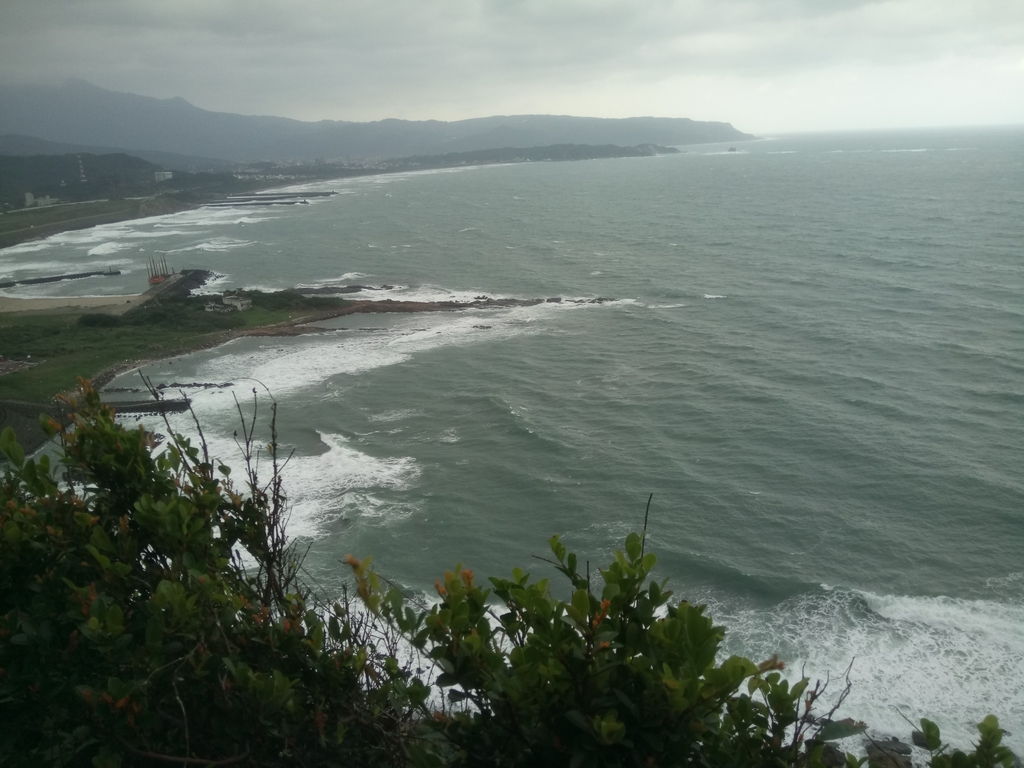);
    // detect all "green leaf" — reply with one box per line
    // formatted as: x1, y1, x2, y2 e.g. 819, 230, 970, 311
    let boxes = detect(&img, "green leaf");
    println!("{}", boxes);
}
0, 427, 25, 468
977, 714, 1001, 740
571, 589, 590, 622
105, 605, 124, 632
85, 545, 111, 569
625, 532, 642, 561
4, 521, 22, 544
921, 718, 942, 751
